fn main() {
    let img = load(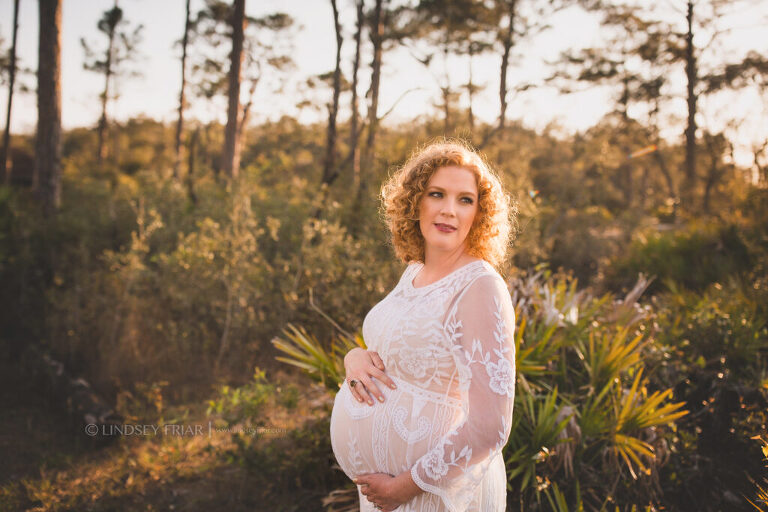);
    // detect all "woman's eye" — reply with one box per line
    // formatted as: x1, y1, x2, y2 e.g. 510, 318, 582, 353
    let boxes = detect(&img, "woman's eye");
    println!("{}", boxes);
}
429, 191, 443, 198
461, 197, 474, 204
